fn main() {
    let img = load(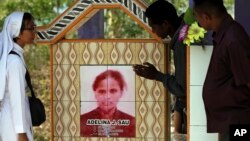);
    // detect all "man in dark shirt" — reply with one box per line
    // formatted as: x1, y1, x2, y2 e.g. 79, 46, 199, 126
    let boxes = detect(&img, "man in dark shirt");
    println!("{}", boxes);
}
193, 0, 250, 140
133, 0, 186, 134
